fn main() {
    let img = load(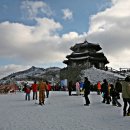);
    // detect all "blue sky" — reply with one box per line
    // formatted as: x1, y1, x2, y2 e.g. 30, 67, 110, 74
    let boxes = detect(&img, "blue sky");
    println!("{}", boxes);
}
0, 0, 110, 34
0, 0, 130, 78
